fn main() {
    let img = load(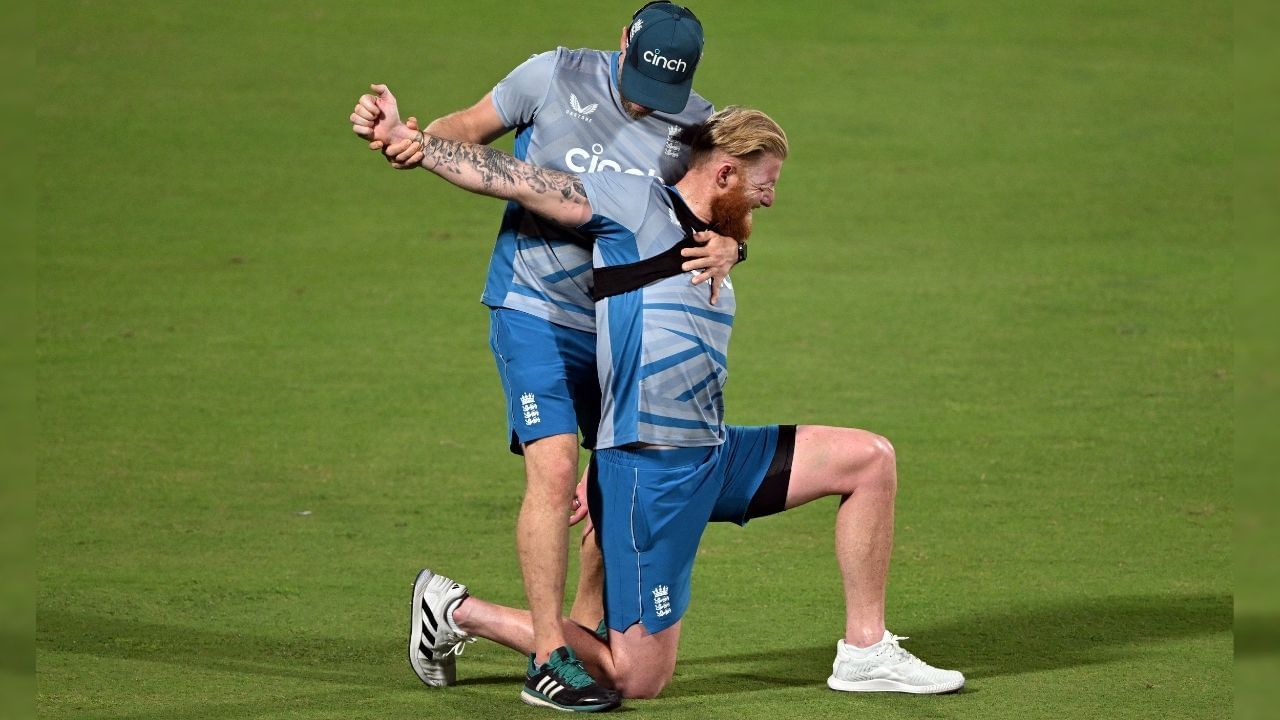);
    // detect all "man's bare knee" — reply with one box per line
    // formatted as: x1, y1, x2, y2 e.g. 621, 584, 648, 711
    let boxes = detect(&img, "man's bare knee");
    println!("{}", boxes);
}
834, 428, 897, 496
522, 435, 580, 489
615, 673, 671, 699
866, 432, 897, 493
611, 655, 674, 697
609, 623, 680, 699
